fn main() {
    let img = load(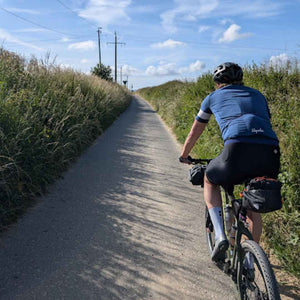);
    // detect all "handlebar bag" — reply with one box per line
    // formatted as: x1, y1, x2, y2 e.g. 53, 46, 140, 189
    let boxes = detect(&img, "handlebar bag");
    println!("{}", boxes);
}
242, 177, 283, 213
189, 165, 206, 187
